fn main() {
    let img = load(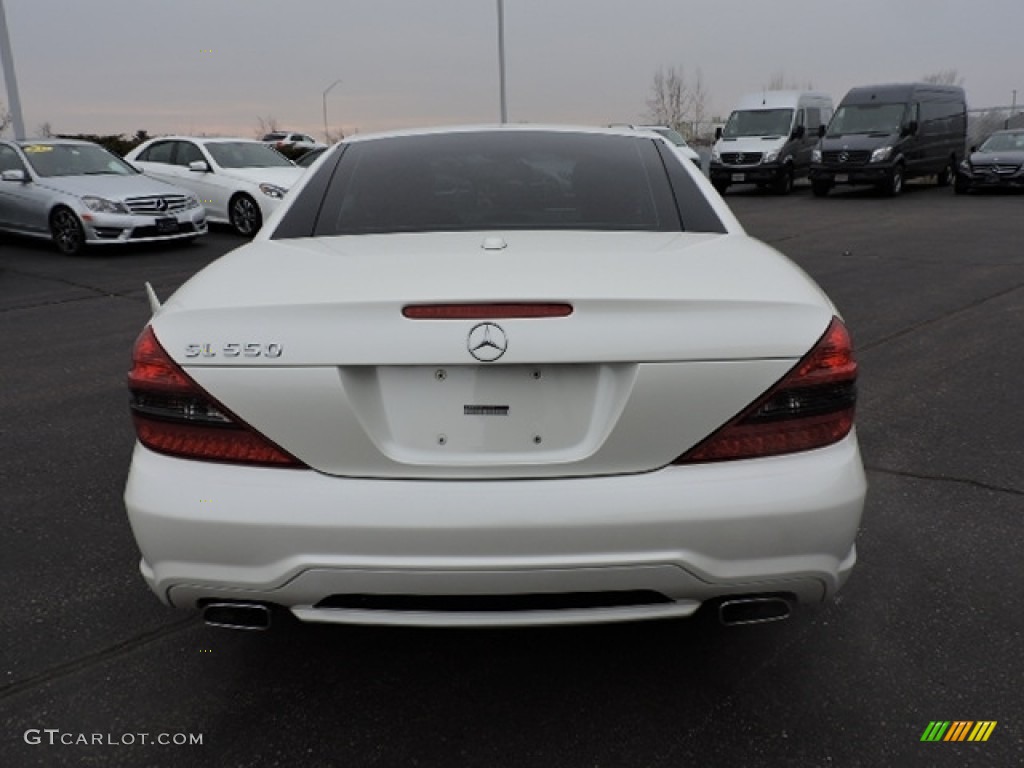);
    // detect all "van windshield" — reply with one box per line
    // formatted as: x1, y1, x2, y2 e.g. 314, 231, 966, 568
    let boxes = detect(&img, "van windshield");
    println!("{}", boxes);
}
722, 109, 793, 138
827, 104, 906, 137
